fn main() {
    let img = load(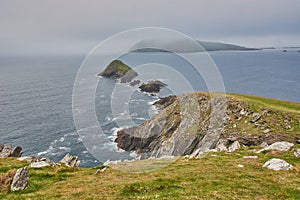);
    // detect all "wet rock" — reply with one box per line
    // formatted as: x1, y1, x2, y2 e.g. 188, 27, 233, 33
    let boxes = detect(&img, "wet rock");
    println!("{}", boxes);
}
227, 141, 240, 153
11, 167, 28, 191
129, 80, 141, 87
60, 153, 80, 168
139, 80, 167, 93
263, 158, 292, 171
294, 149, 300, 158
